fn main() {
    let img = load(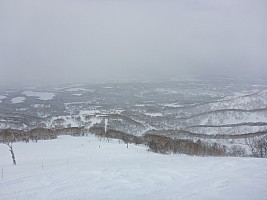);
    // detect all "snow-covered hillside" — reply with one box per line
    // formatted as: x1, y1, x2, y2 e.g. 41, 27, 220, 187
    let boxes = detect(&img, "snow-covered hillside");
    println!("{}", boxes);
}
0, 135, 267, 200
1, 79, 267, 152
